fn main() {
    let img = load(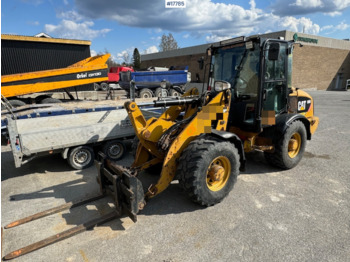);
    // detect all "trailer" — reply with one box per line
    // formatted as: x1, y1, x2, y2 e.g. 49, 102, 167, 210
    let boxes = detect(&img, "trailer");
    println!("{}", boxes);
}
2, 99, 159, 170
119, 66, 191, 98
